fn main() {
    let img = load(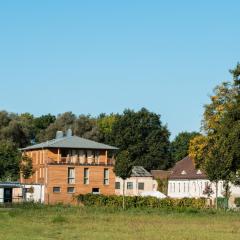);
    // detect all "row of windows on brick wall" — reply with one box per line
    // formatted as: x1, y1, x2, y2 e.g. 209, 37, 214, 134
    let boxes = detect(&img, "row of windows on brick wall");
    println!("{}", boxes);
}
53, 186, 75, 194
67, 168, 109, 185
53, 186, 100, 195
115, 182, 145, 190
